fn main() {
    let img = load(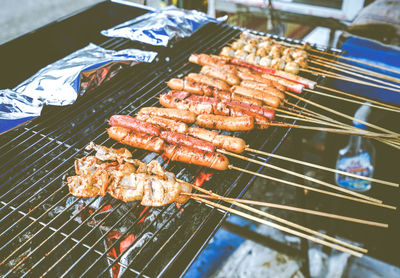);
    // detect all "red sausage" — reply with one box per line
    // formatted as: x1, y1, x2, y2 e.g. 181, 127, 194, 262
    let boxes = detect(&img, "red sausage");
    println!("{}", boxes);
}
160, 131, 216, 152
107, 127, 165, 153
163, 144, 229, 170
109, 115, 161, 137
196, 114, 254, 131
